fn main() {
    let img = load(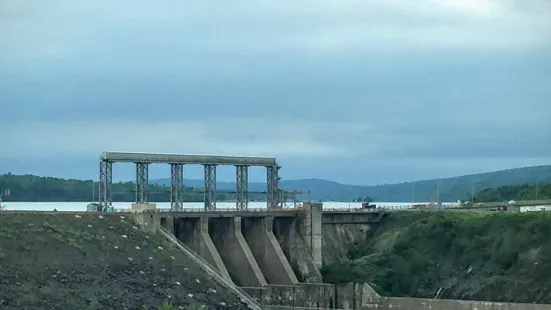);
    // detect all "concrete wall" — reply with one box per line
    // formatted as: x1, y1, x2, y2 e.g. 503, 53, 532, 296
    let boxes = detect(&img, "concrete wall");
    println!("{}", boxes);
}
242, 284, 335, 309
273, 216, 323, 283
250, 282, 551, 310
241, 216, 299, 285
301, 203, 323, 268
173, 217, 232, 282
379, 297, 551, 310
209, 217, 267, 287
